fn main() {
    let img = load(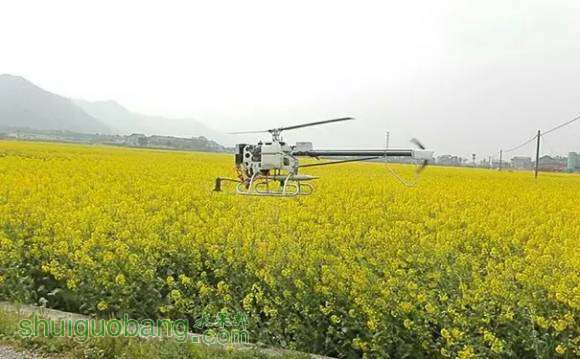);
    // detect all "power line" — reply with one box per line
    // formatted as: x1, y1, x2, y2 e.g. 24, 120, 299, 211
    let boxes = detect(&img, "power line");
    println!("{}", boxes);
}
503, 114, 580, 153
542, 115, 580, 136
504, 134, 538, 153
540, 134, 556, 154
498, 114, 579, 178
